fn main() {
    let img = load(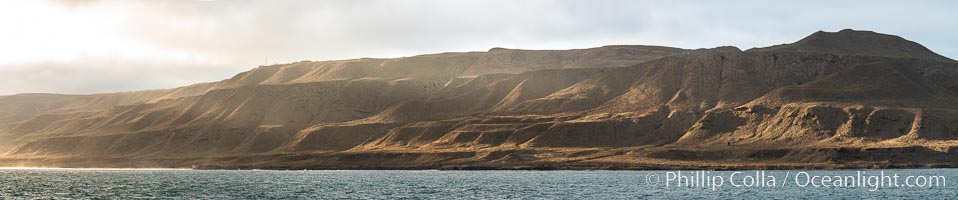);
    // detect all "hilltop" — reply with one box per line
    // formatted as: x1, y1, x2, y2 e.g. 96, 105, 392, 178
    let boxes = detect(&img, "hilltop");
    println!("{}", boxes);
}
1, 29, 957, 169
